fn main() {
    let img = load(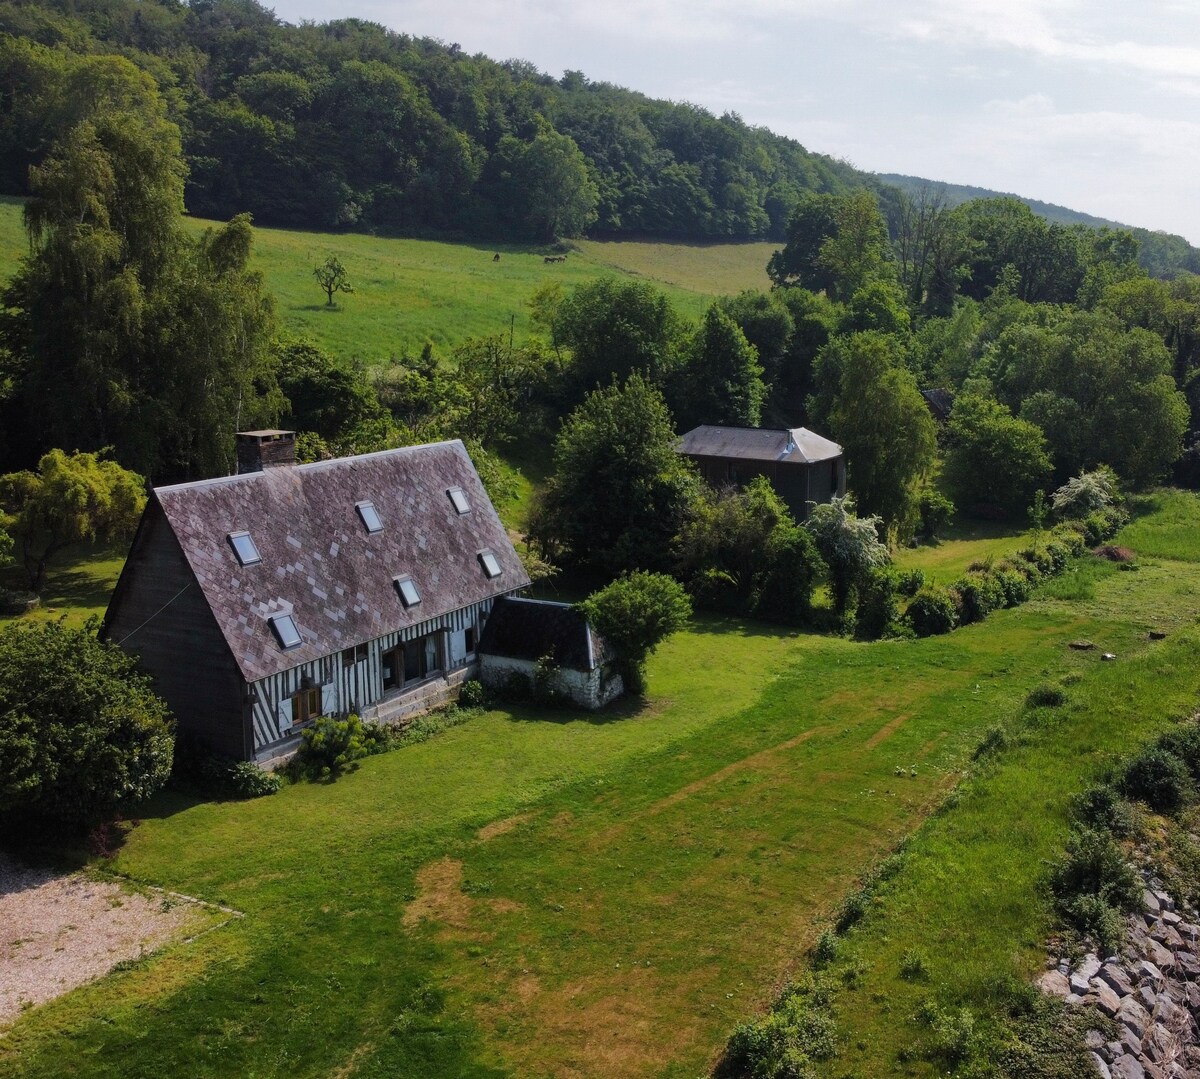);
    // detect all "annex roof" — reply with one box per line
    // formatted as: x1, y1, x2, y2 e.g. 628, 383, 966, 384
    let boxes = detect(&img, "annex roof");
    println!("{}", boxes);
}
152, 440, 529, 683
676, 425, 843, 464
478, 596, 613, 672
